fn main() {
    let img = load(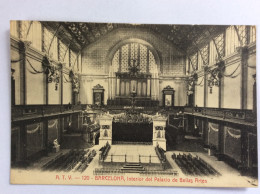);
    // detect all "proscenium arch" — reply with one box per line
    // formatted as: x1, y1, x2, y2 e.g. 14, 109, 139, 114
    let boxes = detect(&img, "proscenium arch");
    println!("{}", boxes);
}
106, 38, 162, 73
